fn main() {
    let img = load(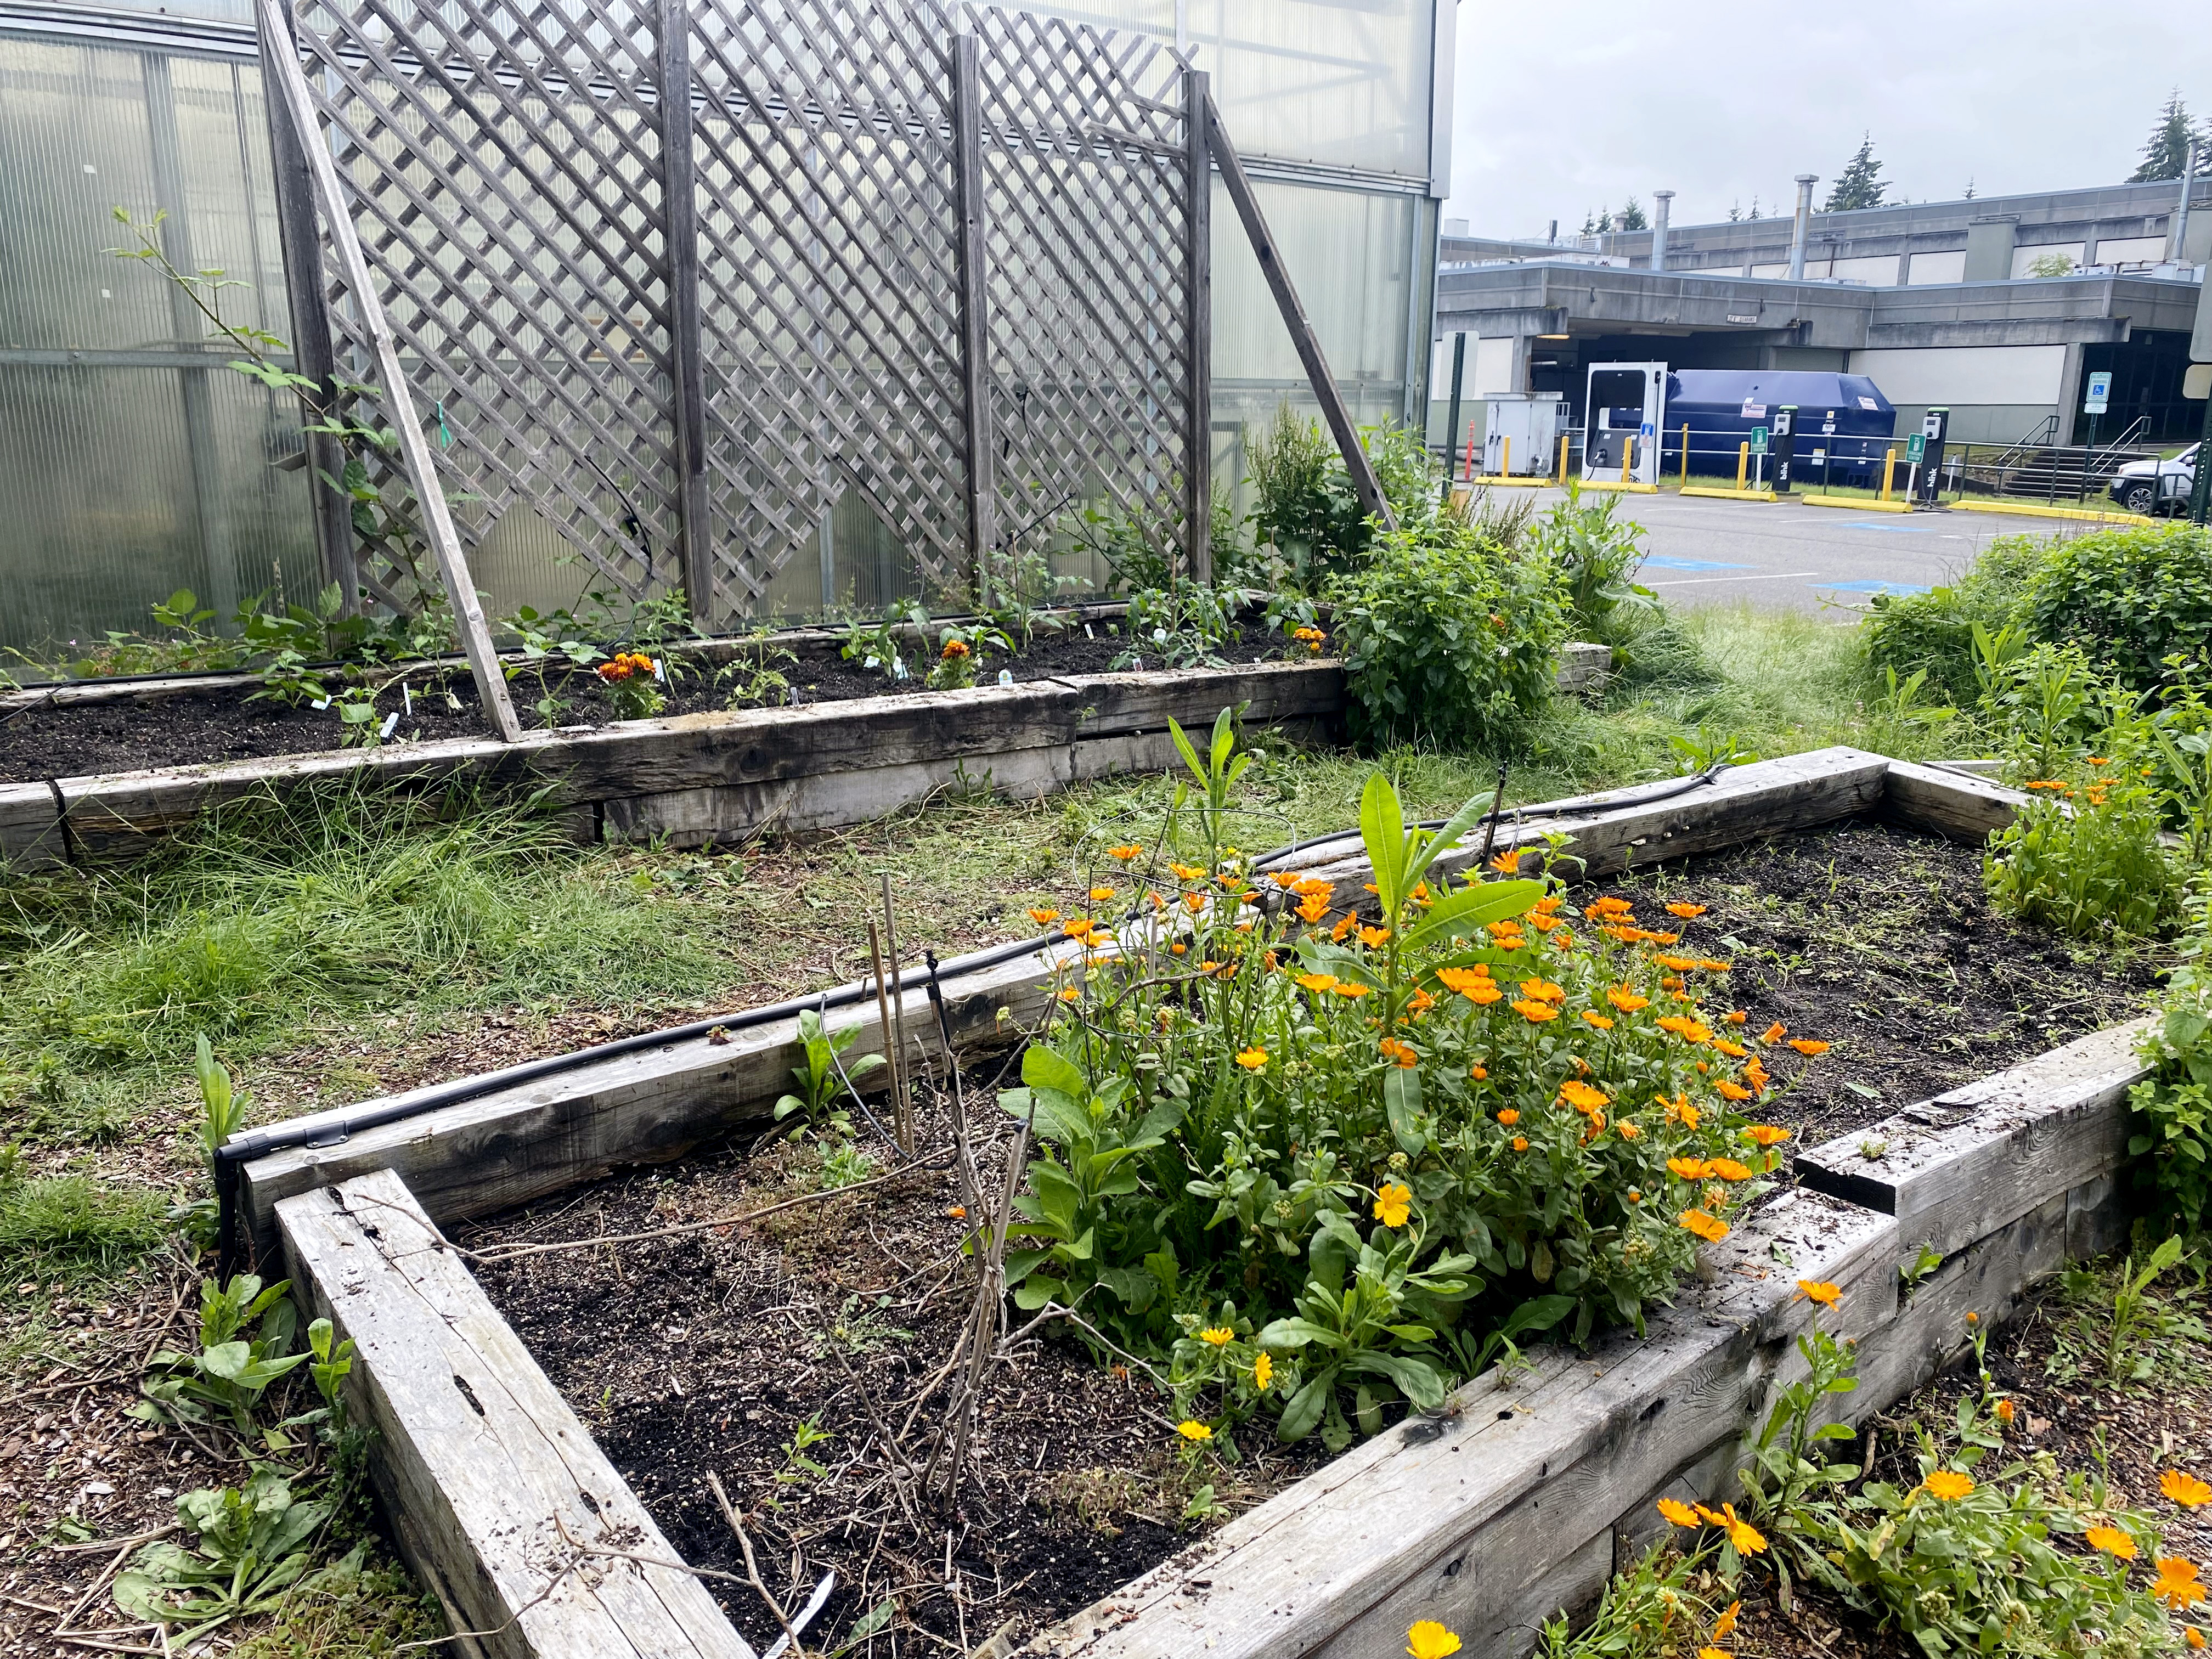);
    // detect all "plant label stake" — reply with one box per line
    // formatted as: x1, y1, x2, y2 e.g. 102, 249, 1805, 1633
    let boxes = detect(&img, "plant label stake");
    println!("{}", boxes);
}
256, 0, 522, 743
